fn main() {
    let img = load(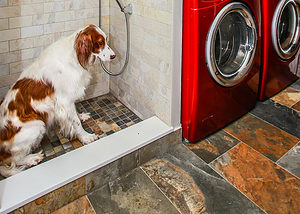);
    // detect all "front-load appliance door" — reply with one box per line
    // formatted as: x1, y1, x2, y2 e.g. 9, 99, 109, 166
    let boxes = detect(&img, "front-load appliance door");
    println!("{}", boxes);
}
272, 0, 300, 60
182, 1, 261, 142
259, 0, 300, 100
